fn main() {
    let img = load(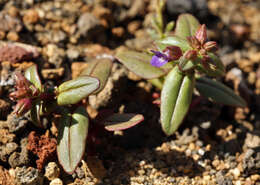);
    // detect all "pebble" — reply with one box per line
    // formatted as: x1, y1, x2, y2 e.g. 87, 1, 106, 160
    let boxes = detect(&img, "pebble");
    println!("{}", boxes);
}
23, 9, 39, 24
50, 178, 63, 185
44, 162, 60, 181
112, 27, 125, 37
230, 168, 241, 178
14, 167, 43, 185
41, 68, 64, 79
0, 44, 35, 63
0, 12, 22, 32
6, 31, 19, 41
166, 0, 208, 18
43, 44, 65, 67
77, 13, 102, 37
250, 174, 260, 181
198, 149, 205, 156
